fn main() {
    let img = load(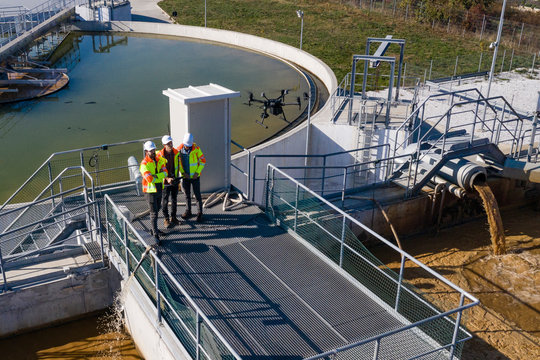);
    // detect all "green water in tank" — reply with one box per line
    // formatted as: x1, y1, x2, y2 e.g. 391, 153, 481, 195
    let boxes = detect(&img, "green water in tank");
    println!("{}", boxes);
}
0, 32, 310, 202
